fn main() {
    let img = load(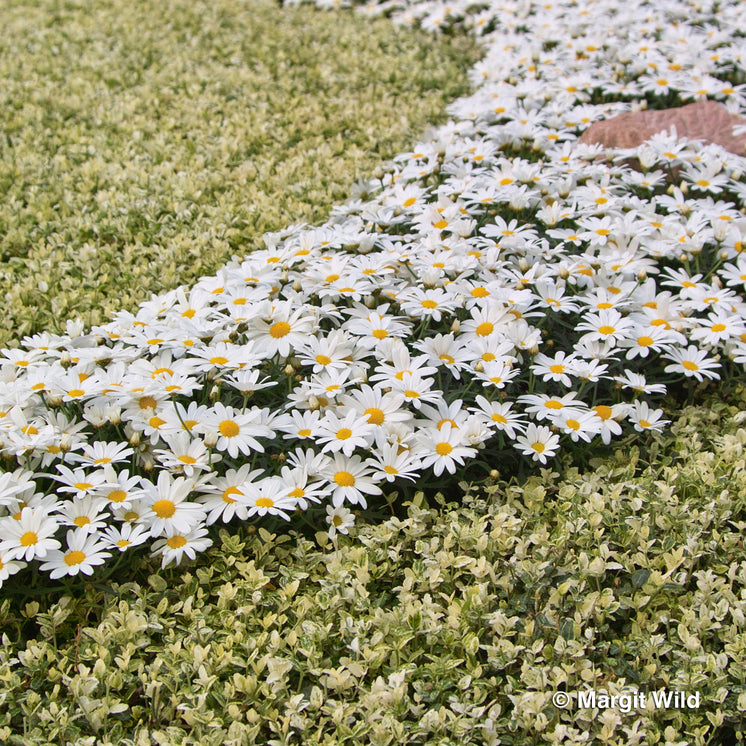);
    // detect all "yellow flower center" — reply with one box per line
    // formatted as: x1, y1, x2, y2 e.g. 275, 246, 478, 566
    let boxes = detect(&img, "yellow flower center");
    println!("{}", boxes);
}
637, 336, 654, 347
74, 482, 93, 491
549, 364, 565, 374
334, 471, 355, 487
256, 497, 275, 508
372, 329, 388, 339
152, 499, 176, 519
682, 360, 699, 371
384, 465, 398, 474
210, 356, 229, 365
436, 442, 453, 456
711, 323, 726, 333
139, 396, 158, 410
364, 407, 385, 426
20, 531, 38, 547
219, 420, 240, 438
223, 486, 241, 503
167, 535, 187, 549
67, 389, 85, 398
178, 455, 197, 465
598, 325, 616, 335
270, 321, 291, 338
476, 322, 494, 337
64, 550, 86, 567
316, 354, 332, 365
532, 442, 545, 453
73, 516, 91, 527
336, 428, 352, 440
594, 405, 612, 421
421, 300, 438, 309
117, 539, 131, 548
108, 490, 127, 503
566, 419, 580, 431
